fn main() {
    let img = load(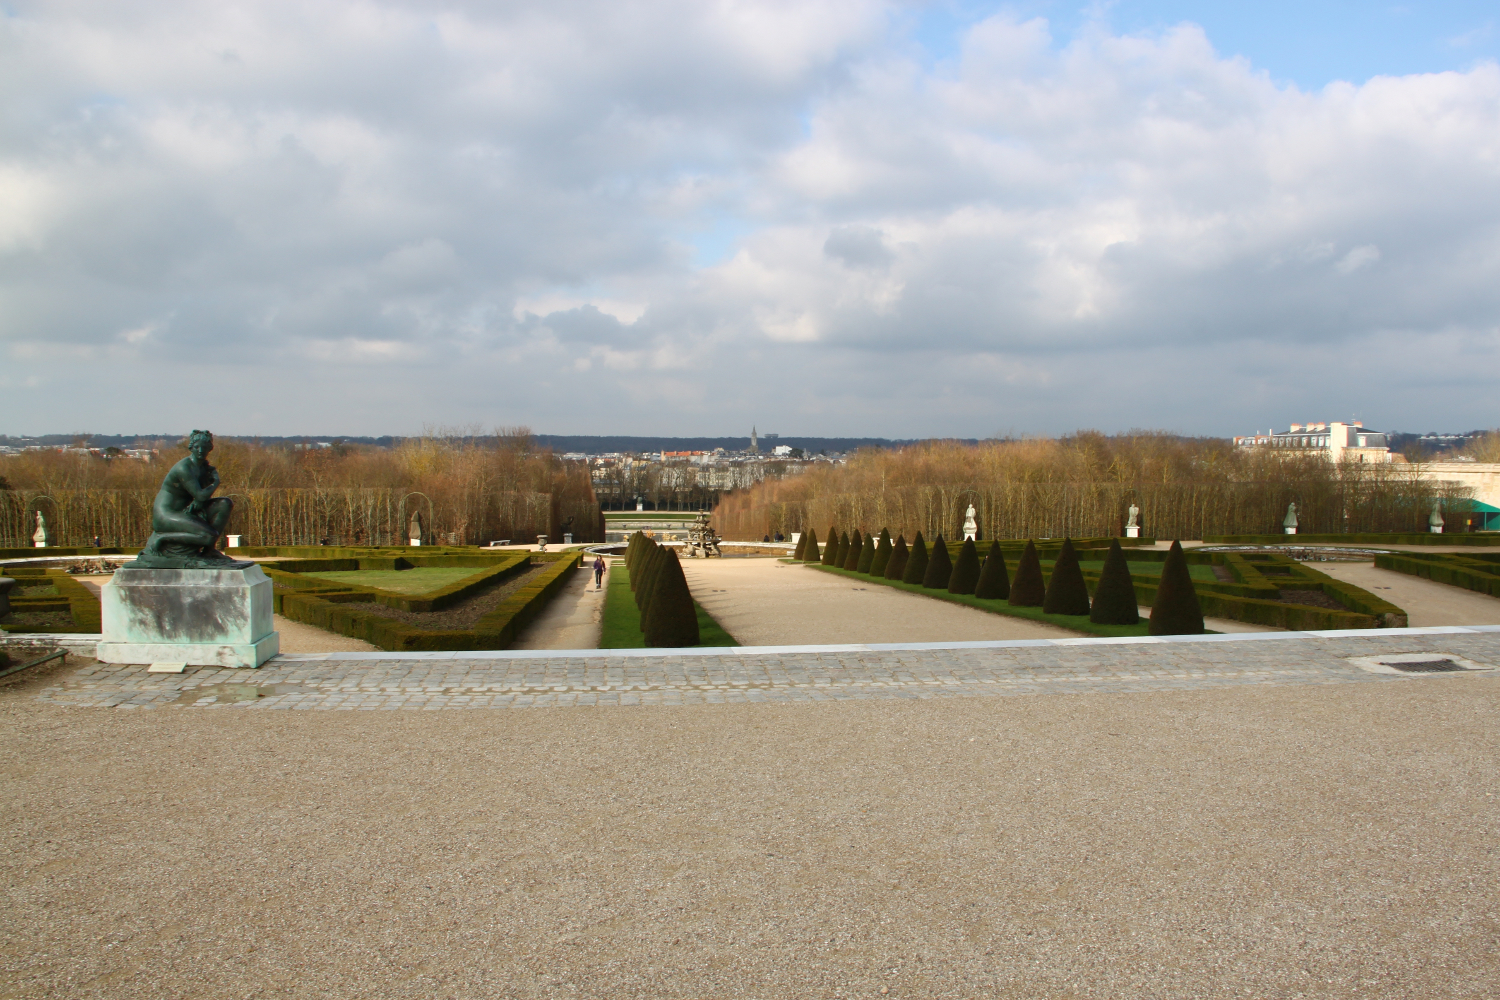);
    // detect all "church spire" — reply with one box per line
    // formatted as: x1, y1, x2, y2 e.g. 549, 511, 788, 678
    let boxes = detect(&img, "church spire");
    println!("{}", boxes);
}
751, 426, 758, 452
